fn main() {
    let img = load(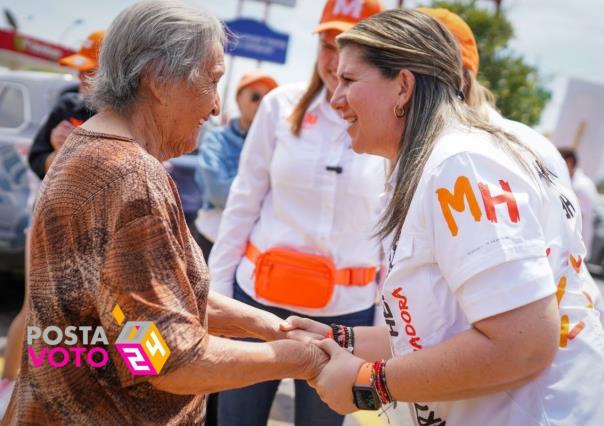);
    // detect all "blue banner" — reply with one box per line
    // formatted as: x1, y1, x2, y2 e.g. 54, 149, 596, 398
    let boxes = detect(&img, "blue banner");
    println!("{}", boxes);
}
224, 18, 289, 64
